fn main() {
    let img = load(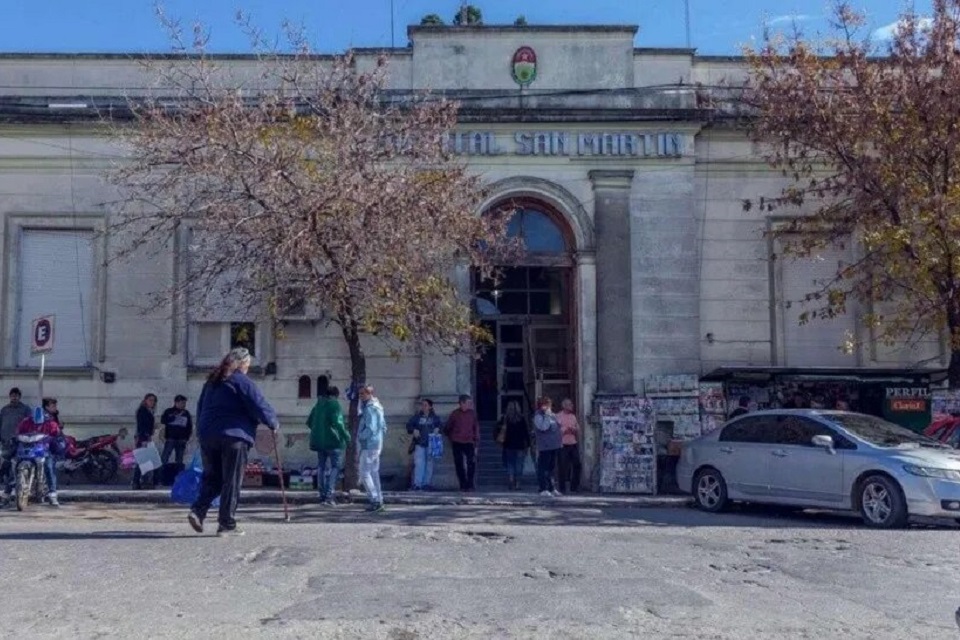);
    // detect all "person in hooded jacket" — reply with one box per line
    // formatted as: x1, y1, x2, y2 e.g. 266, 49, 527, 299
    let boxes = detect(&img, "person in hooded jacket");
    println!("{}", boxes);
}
188, 348, 278, 537
358, 385, 387, 512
